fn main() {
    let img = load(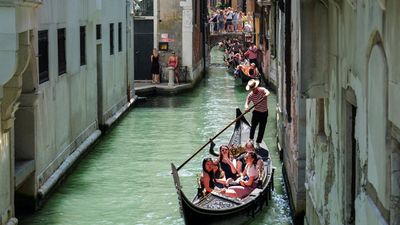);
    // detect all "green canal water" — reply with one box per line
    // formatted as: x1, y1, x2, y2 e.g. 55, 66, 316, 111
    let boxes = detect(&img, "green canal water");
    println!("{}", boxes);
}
20, 48, 292, 225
